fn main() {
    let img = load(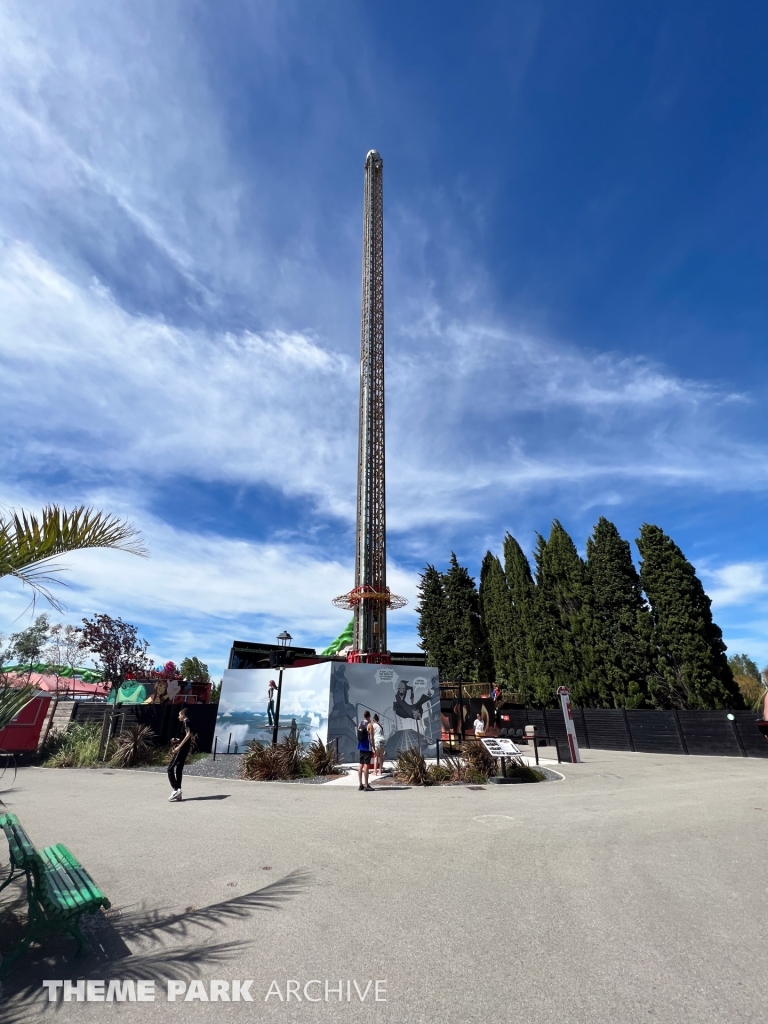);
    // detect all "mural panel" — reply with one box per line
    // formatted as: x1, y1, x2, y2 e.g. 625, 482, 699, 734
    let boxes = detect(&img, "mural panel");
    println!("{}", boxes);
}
215, 663, 331, 749
327, 662, 440, 763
